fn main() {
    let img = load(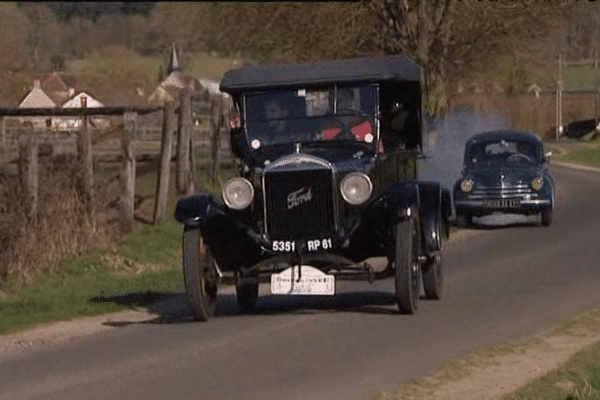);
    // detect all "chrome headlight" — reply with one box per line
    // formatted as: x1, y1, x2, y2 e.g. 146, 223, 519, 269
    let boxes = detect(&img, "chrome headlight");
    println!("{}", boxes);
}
460, 178, 474, 193
340, 173, 372, 205
531, 177, 544, 191
222, 178, 254, 210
